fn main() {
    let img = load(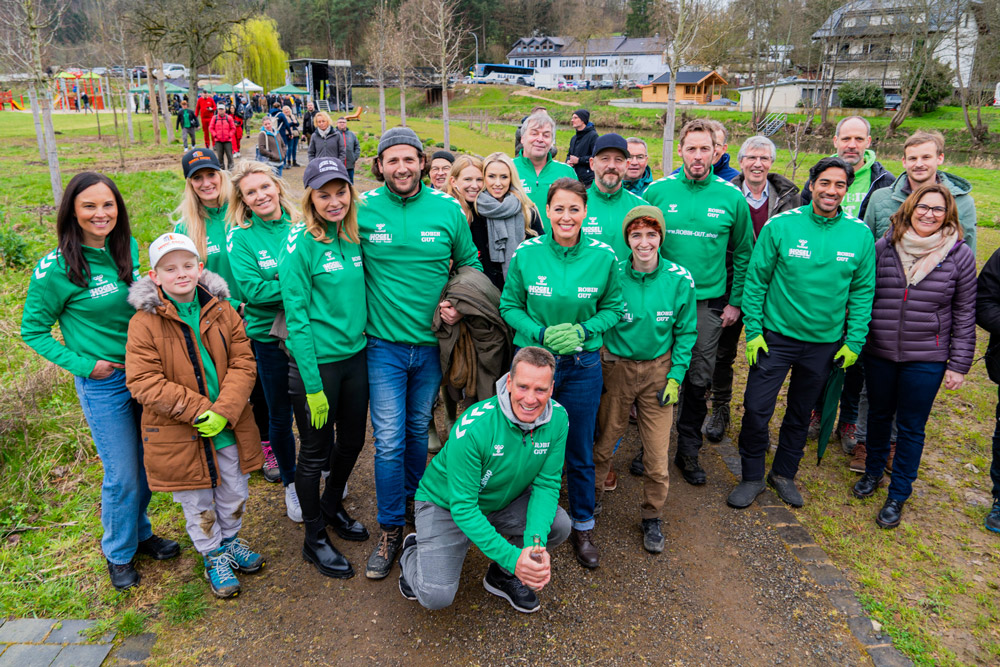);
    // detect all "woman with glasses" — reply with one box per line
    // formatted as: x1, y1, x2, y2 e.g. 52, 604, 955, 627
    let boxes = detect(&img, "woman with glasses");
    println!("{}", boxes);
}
850, 183, 976, 528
